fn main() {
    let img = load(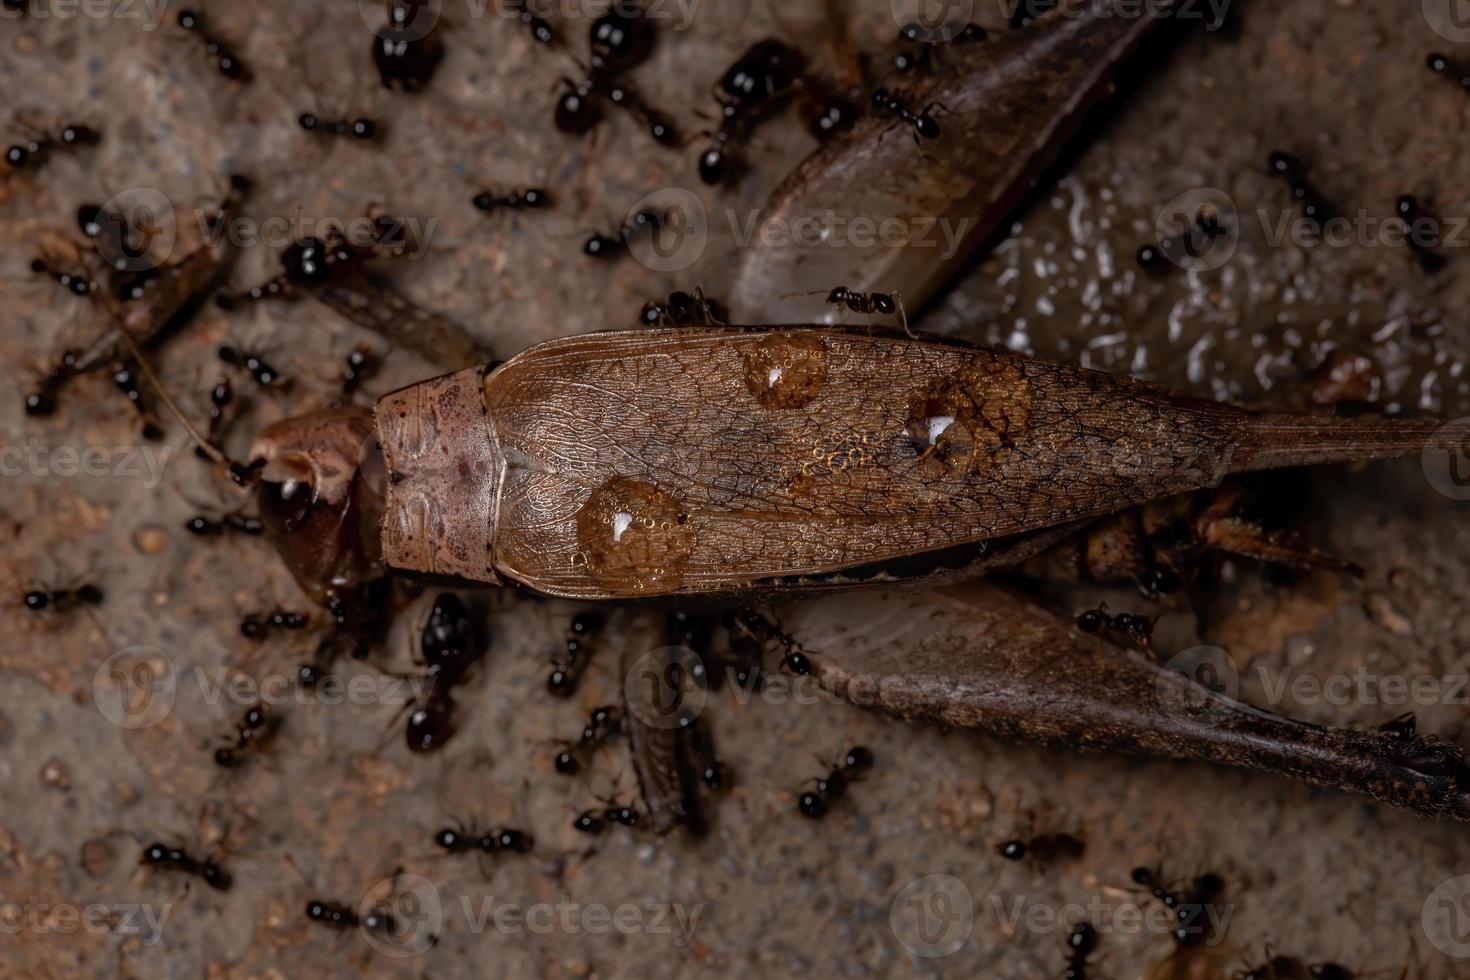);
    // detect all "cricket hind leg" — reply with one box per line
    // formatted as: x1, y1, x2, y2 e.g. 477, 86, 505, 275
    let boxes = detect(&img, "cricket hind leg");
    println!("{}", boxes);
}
1191, 480, 1365, 577
788, 583, 1470, 822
